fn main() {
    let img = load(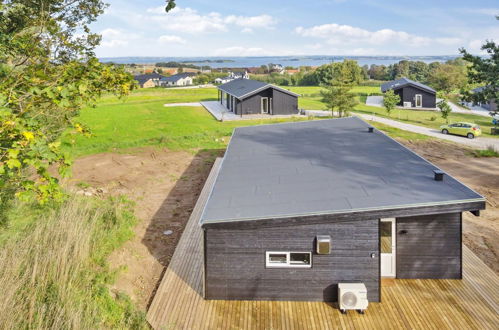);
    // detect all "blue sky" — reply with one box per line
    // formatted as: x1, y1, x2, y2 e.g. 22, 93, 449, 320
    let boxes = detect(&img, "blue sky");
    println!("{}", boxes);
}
93, 0, 499, 57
